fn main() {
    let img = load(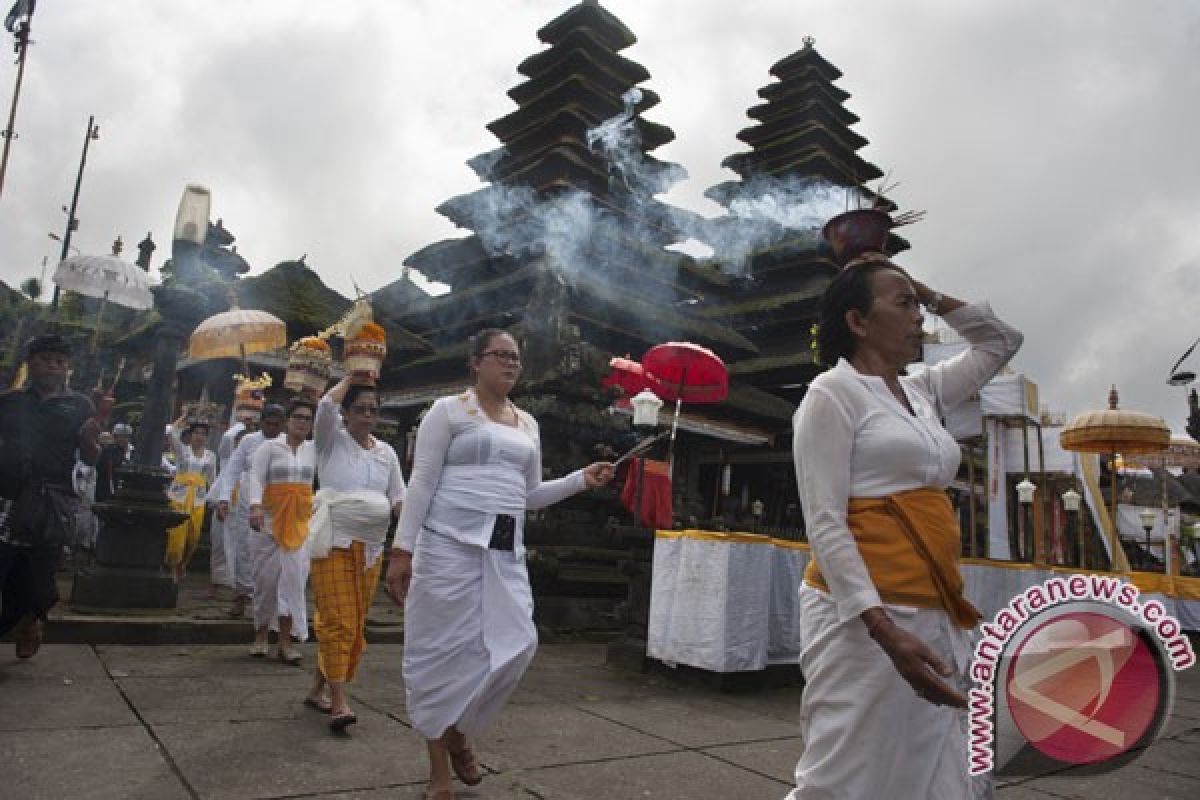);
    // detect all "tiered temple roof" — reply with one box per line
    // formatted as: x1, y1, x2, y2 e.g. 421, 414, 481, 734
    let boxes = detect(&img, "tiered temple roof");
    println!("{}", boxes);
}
376, 0, 758, 417
701, 37, 907, 409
